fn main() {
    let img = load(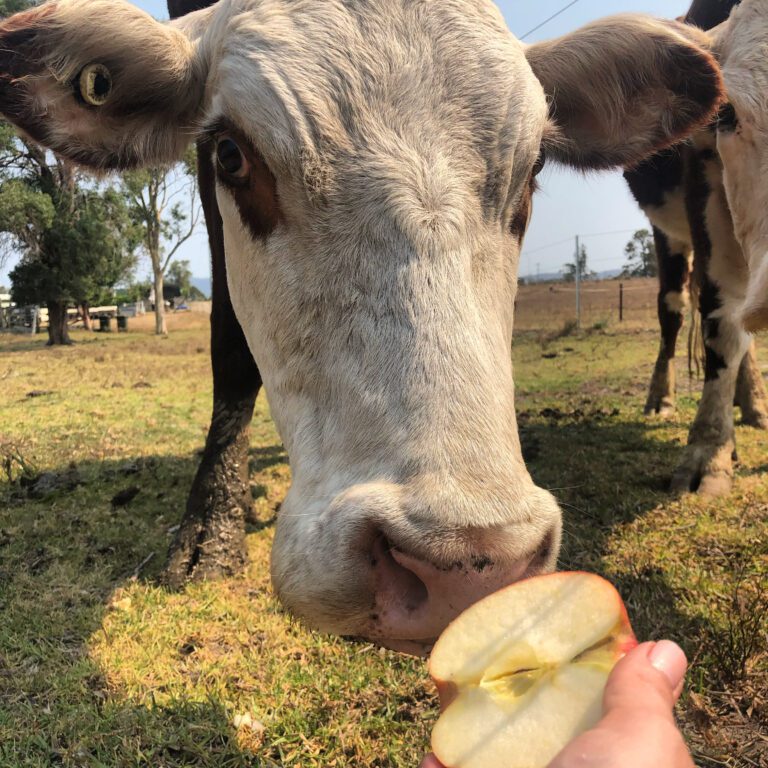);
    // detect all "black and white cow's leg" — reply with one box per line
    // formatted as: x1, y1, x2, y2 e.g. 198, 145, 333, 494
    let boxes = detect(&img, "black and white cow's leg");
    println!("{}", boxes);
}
671, 140, 750, 497
163, 136, 263, 587
161, 0, 263, 587
645, 228, 692, 417
671, 278, 749, 495
734, 341, 768, 429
